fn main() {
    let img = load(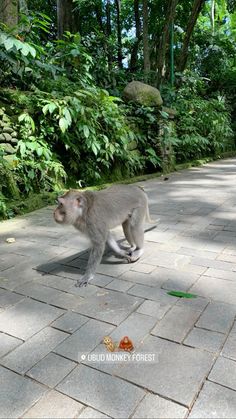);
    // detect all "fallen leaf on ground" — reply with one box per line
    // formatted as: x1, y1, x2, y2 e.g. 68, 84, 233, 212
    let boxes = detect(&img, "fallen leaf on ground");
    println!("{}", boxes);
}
167, 290, 197, 298
6, 238, 16, 243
